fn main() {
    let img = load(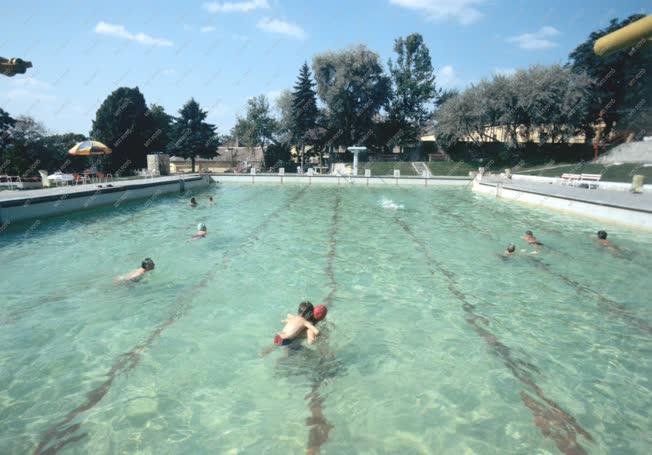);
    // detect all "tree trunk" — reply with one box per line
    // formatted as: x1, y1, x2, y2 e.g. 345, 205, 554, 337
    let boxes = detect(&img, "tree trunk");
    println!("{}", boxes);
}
301, 143, 305, 173
191, 156, 195, 173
